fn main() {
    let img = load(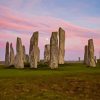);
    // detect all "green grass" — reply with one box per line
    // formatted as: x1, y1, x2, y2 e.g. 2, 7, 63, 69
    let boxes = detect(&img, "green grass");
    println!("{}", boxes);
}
0, 63, 100, 100
0, 63, 100, 77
